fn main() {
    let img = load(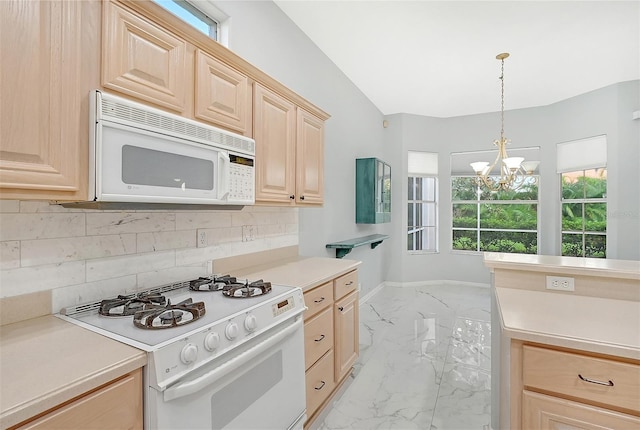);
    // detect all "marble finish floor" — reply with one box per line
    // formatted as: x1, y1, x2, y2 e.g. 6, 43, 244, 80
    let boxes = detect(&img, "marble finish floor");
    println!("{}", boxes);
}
316, 284, 491, 430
